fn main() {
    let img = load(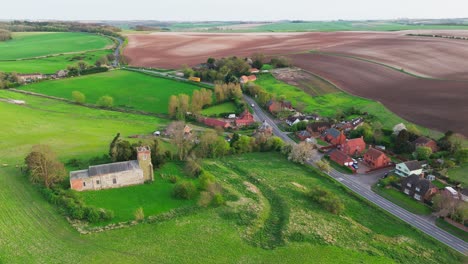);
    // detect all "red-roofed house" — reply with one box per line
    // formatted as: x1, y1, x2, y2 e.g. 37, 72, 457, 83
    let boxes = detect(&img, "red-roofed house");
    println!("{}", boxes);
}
240, 75, 257, 84
235, 110, 255, 127
201, 118, 231, 129
340, 137, 366, 156
413, 136, 439, 153
364, 147, 391, 169
322, 128, 346, 146
329, 149, 353, 166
